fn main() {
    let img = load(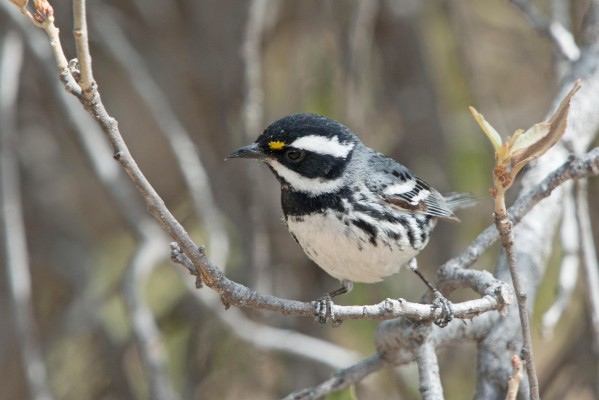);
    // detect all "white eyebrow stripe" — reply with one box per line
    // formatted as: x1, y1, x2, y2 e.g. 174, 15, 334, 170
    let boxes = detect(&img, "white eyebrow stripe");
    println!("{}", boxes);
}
289, 135, 354, 158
